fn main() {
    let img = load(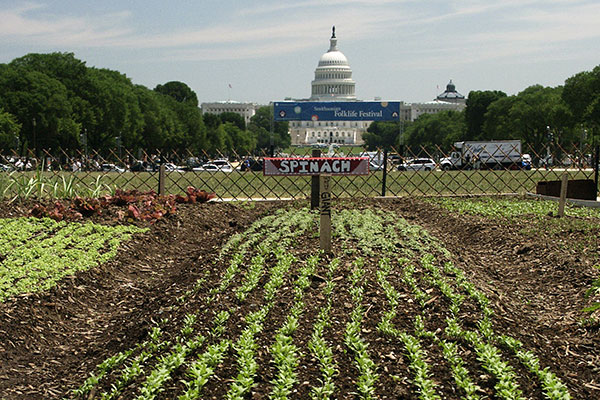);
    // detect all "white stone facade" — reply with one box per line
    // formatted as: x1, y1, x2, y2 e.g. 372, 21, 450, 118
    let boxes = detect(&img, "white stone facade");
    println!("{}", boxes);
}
289, 120, 371, 146
400, 100, 466, 122
200, 101, 258, 125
